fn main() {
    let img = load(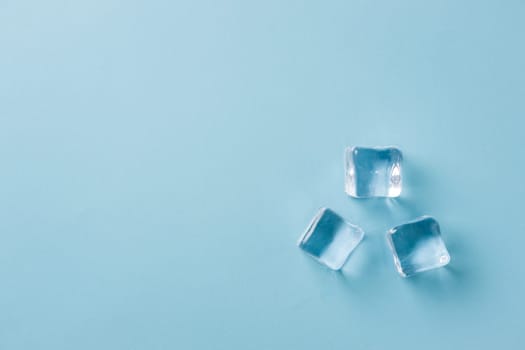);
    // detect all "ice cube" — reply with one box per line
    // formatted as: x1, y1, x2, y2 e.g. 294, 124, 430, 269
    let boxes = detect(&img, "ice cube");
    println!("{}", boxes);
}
345, 146, 402, 198
298, 208, 364, 270
387, 216, 450, 277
